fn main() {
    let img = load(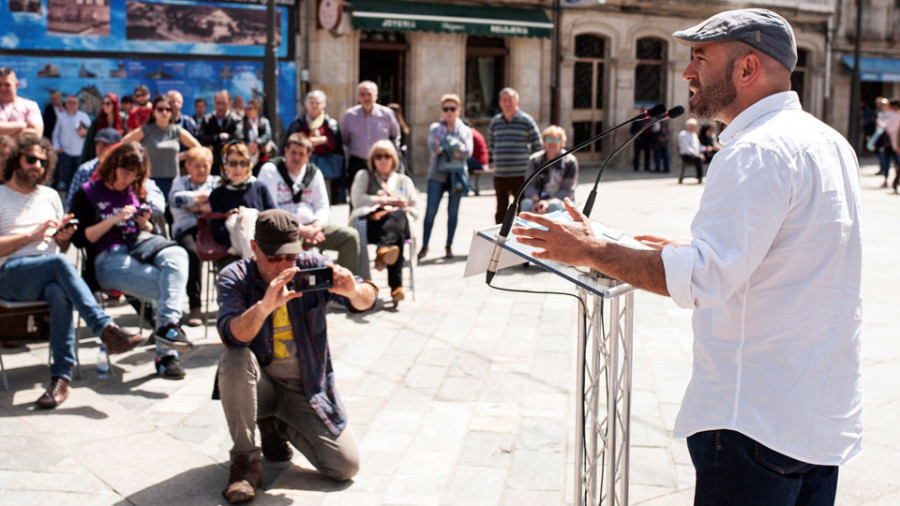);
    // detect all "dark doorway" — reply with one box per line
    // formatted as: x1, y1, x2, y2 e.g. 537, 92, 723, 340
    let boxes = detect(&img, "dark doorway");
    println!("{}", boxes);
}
359, 30, 407, 107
